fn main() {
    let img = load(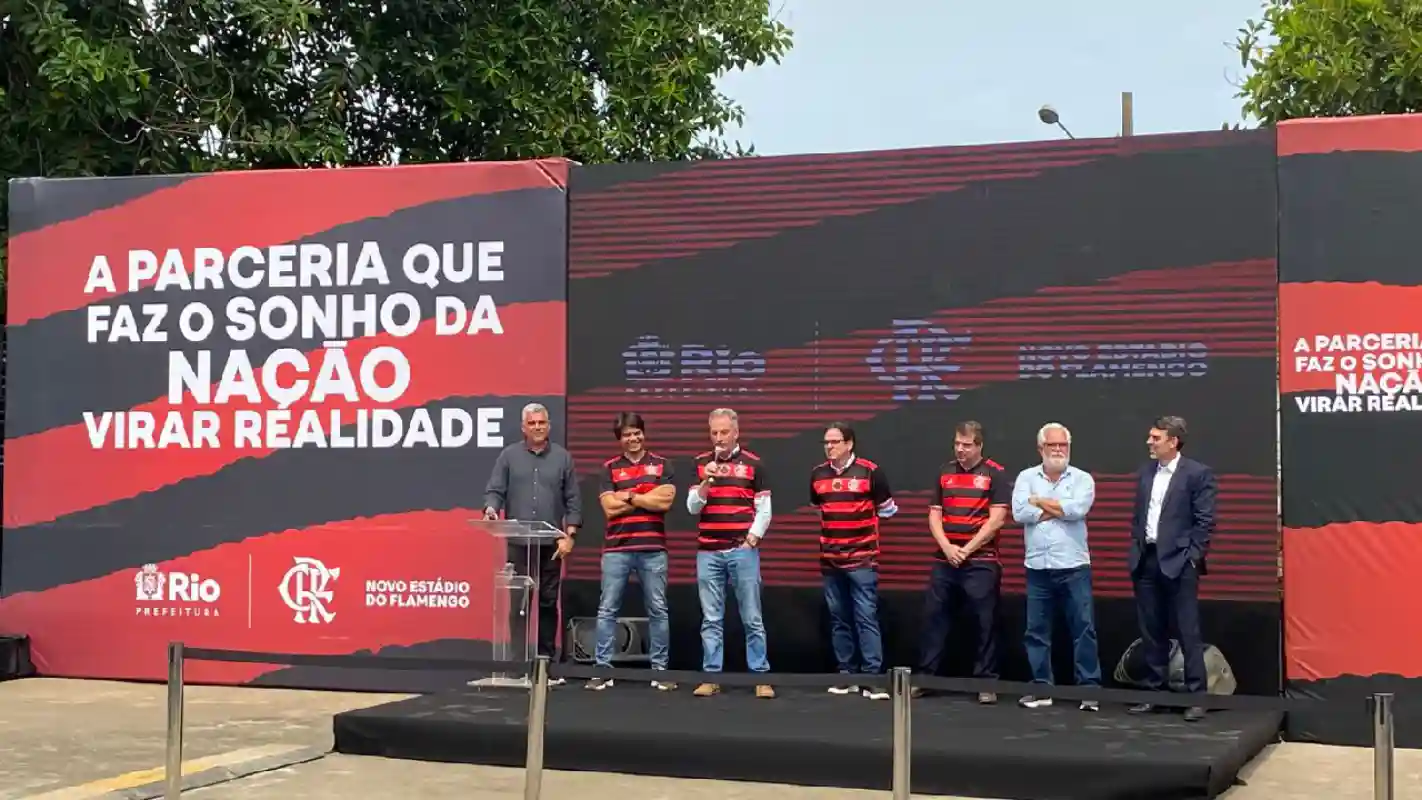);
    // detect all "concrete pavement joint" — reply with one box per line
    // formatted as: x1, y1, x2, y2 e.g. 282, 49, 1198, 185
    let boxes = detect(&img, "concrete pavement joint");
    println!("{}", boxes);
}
106, 746, 330, 799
